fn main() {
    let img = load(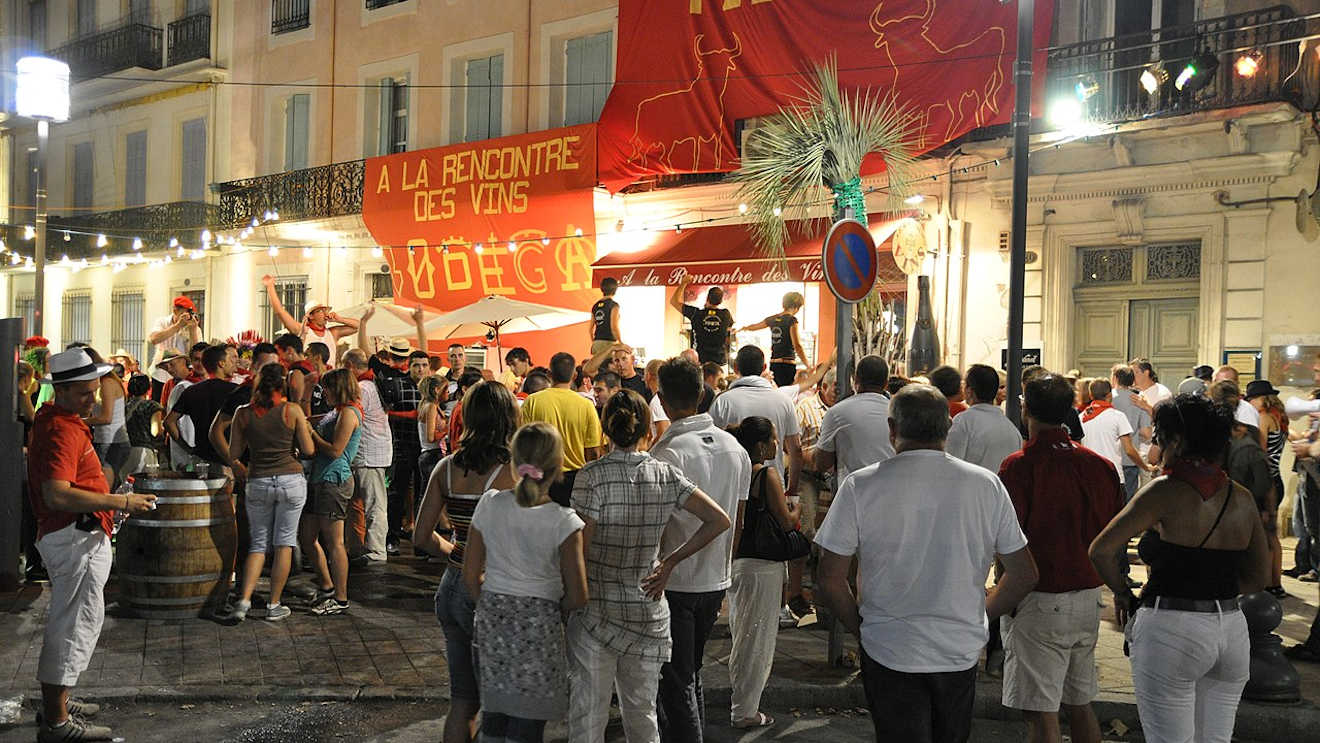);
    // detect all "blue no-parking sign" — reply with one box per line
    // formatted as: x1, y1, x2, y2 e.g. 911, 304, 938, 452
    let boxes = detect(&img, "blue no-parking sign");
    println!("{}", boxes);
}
822, 219, 877, 304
